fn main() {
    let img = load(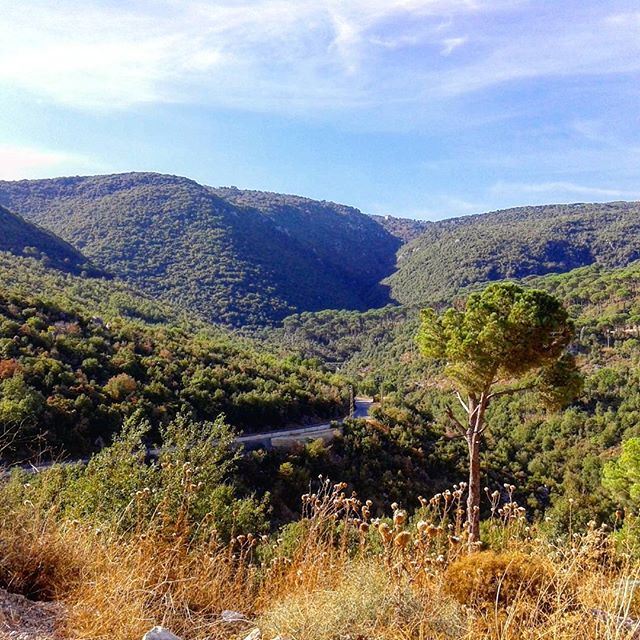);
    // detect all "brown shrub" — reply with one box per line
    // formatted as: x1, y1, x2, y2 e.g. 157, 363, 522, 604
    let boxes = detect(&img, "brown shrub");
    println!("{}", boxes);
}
444, 550, 557, 613
0, 515, 86, 601
0, 359, 21, 380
